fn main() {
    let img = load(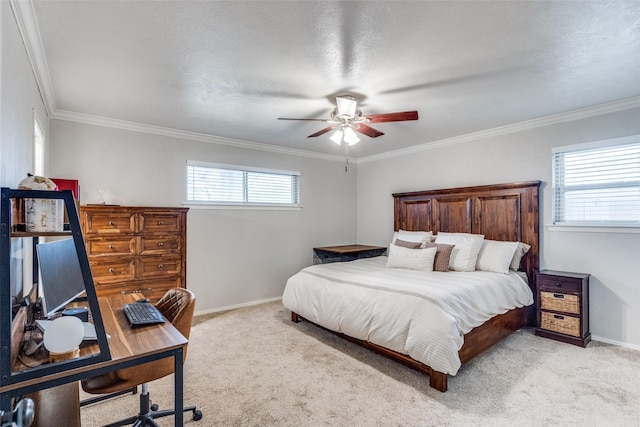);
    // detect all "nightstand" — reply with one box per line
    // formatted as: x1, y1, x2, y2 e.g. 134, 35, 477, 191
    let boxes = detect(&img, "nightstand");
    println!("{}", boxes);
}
535, 270, 590, 347
313, 244, 387, 264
